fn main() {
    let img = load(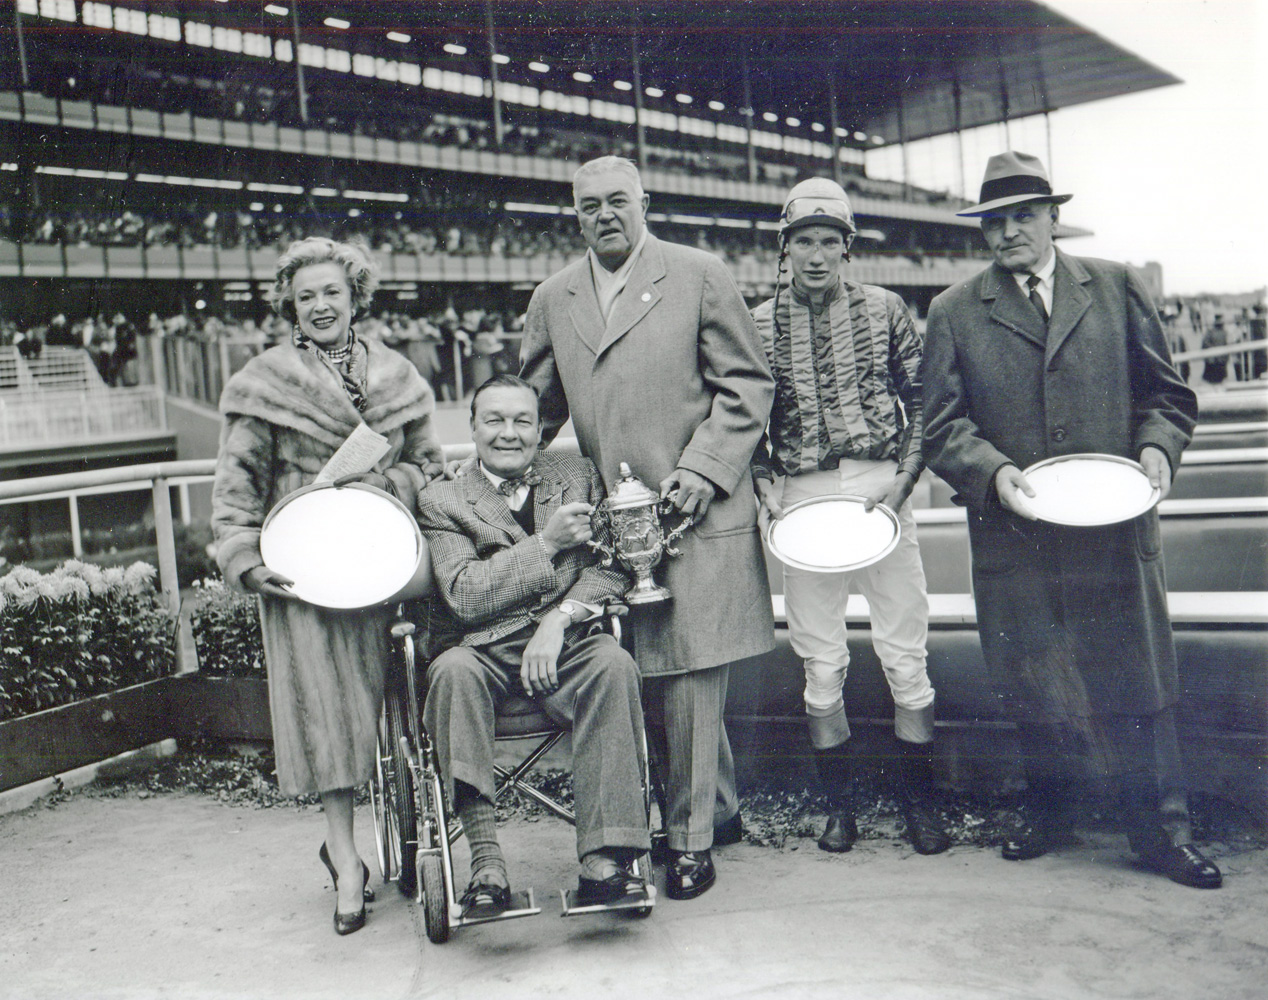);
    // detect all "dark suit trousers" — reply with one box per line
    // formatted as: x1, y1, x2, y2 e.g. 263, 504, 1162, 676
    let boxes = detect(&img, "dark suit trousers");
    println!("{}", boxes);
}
1017, 705, 1192, 849
423, 629, 651, 860
643, 664, 732, 853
